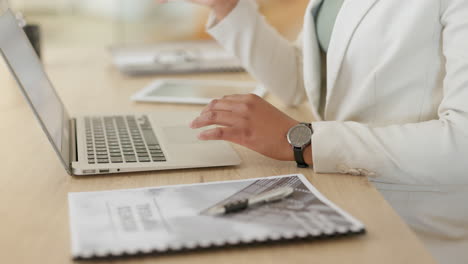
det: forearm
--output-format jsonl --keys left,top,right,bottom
{"left": 208, "top": 0, "right": 306, "bottom": 106}
{"left": 311, "top": 116, "right": 468, "bottom": 184}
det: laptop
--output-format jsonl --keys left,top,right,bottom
{"left": 110, "top": 41, "right": 244, "bottom": 76}
{"left": 0, "top": 9, "right": 241, "bottom": 176}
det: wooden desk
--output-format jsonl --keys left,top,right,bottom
{"left": 0, "top": 44, "right": 436, "bottom": 263}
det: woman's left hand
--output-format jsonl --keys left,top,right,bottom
{"left": 190, "top": 94, "right": 300, "bottom": 161}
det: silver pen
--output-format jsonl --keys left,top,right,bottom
{"left": 206, "top": 187, "right": 295, "bottom": 216}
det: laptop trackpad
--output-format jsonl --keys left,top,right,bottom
{"left": 162, "top": 125, "right": 203, "bottom": 144}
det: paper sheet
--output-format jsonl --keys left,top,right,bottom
{"left": 68, "top": 174, "right": 365, "bottom": 258}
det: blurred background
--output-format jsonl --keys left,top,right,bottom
{"left": 7, "top": 0, "right": 309, "bottom": 49}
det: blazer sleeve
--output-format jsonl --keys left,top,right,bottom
{"left": 206, "top": 0, "right": 306, "bottom": 106}
{"left": 311, "top": 0, "right": 468, "bottom": 185}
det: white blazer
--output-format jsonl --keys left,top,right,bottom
{"left": 207, "top": 0, "right": 468, "bottom": 262}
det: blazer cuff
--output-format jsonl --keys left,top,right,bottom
{"left": 311, "top": 121, "right": 378, "bottom": 177}
{"left": 206, "top": 0, "right": 259, "bottom": 38}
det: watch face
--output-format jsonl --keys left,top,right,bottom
{"left": 288, "top": 125, "right": 312, "bottom": 147}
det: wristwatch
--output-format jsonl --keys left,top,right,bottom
{"left": 287, "top": 123, "right": 313, "bottom": 168}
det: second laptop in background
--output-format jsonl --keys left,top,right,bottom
{"left": 110, "top": 41, "right": 244, "bottom": 76}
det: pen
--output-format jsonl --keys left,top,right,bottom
{"left": 206, "top": 187, "right": 295, "bottom": 216}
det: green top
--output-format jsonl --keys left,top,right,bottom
{"left": 316, "top": 0, "right": 345, "bottom": 52}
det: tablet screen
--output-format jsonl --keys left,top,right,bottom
{"left": 148, "top": 82, "right": 254, "bottom": 99}
{"left": 132, "top": 79, "right": 266, "bottom": 104}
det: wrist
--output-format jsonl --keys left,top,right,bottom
{"left": 212, "top": 0, "right": 239, "bottom": 22}
{"left": 303, "top": 144, "right": 313, "bottom": 166}
{"left": 281, "top": 141, "right": 313, "bottom": 165}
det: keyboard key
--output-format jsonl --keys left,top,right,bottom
{"left": 152, "top": 157, "right": 166, "bottom": 162}
{"left": 125, "top": 156, "right": 137, "bottom": 162}
{"left": 111, "top": 157, "right": 123, "bottom": 163}
{"left": 142, "top": 130, "right": 158, "bottom": 145}
{"left": 150, "top": 149, "right": 163, "bottom": 153}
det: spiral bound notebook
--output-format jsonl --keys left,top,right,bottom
{"left": 68, "top": 174, "right": 365, "bottom": 259}
{"left": 110, "top": 41, "right": 244, "bottom": 76}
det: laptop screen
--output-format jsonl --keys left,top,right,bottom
{"left": 0, "top": 10, "right": 72, "bottom": 173}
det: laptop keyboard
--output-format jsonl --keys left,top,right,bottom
{"left": 84, "top": 115, "right": 166, "bottom": 164}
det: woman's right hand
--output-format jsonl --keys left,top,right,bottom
{"left": 157, "top": 0, "right": 239, "bottom": 22}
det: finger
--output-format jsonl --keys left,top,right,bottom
{"left": 221, "top": 93, "right": 261, "bottom": 102}
{"left": 197, "top": 127, "right": 239, "bottom": 141}
{"left": 202, "top": 94, "right": 260, "bottom": 114}
{"left": 190, "top": 111, "right": 245, "bottom": 128}
{"left": 201, "top": 99, "right": 239, "bottom": 114}
{"left": 220, "top": 94, "right": 251, "bottom": 102}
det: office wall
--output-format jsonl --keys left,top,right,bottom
{"left": 8, "top": 0, "right": 309, "bottom": 44}
{"left": 262, "top": 0, "right": 310, "bottom": 39}
{"left": 9, "top": 0, "right": 72, "bottom": 12}
{"left": 10, "top": 0, "right": 309, "bottom": 35}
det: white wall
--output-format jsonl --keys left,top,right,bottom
{"left": 8, "top": 0, "right": 198, "bottom": 22}
{"left": 9, "top": 0, "right": 72, "bottom": 12}
{"left": 79, "top": 0, "right": 156, "bottom": 20}
{"left": 0, "top": 0, "right": 9, "bottom": 13}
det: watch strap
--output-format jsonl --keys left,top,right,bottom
{"left": 293, "top": 146, "right": 309, "bottom": 168}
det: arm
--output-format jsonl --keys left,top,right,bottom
{"left": 159, "top": 1, "right": 310, "bottom": 163}
{"left": 202, "top": 0, "right": 307, "bottom": 106}
{"left": 311, "top": 0, "right": 468, "bottom": 185}
{"left": 191, "top": 0, "right": 468, "bottom": 183}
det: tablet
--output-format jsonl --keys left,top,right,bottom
{"left": 131, "top": 79, "right": 267, "bottom": 105}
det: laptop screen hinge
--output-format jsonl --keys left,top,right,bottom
{"left": 70, "top": 118, "right": 78, "bottom": 164}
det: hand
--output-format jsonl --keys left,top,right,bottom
{"left": 157, "top": 0, "right": 239, "bottom": 21}
{"left": 190, "top": 94, "right": 306, "bottom": 161}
